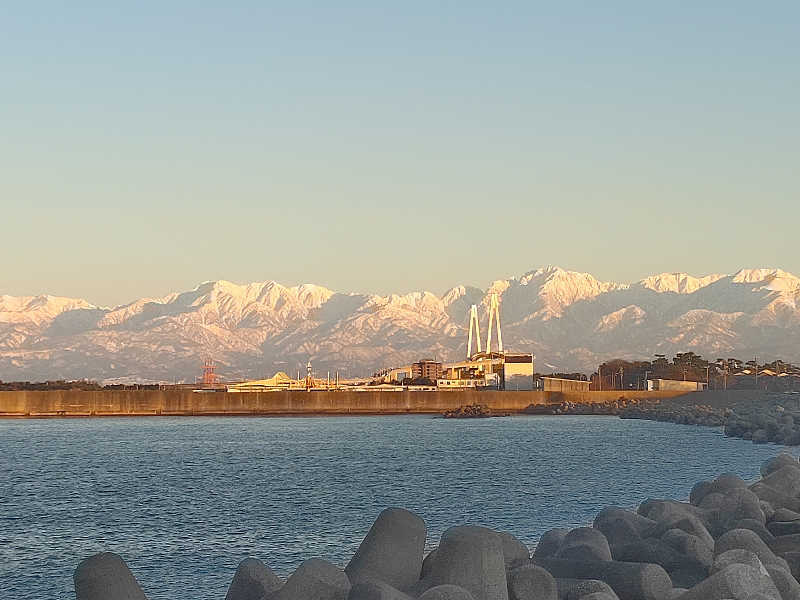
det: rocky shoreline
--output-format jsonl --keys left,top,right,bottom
{"left": 619, "top": 392, "right": 800, "bottom": 446}
{"left": 74, "top": 451, "right": 800, "bottom": 600}
{"left": 442, "top": 404, "right": 511, "bottom": 418}
{"left": 524, "top": 397, "right": 649, "bottom": 416}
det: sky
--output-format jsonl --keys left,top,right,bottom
{"left": 2, "top": 1, "right": 798, "bottom": 307}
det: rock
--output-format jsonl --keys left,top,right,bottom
{"left": 346, "top": 508, "right": 426, "bottom": 591}
{"left": 667, "top": 566, "right": 706, "bottom": 589}
{"left": 711, "top": 549, "right": 767, "bottom": 575}
{"left": 593, "top": 508, "right": 655, "bottom": 548}
{"left": 769, "top": 522, "right": 800, "bottom": 536}
{"left": 418, "top": 585, "right": 476, "bottom": 600}
{"left": 556, "top": 578, "right": 618, "bottom": 600}
{"left": 424, "top": 525, "right": 508, "bottom": 600}
{"left": 271, "top": 558, "right": 350, "bottom": 600}
{"left": 773, "top": 509, "right": 800, "bottom": 523}
{"left": 348, "top": 580, "right": 415, "bottom": 600}
{"left": 715, "top": 529, "right": 783, "bottom": 570}
{"left": 594, "top": 508, "right": 656, "bottom": 537}
{"left": 499, "top": 532, "right": 531, "bottom": 570}
{"left": 556, "top": 528, "right": 612, "bottom": 562}
{"left": 659, "top": 529, "right": 713, "bottom": 570}
{"left": 751, "top": 482, "right": 800, "bottom": 513}
{"left": 689, "top": 481, "right": 714, "bottom": 506}
{"left": 714, "top": 474, "right": 749, "bottom": 493}
{"left": 533, "top": 557, "right": 671, "bottom": 600}
{"left": 225, "top": 558, "right": 282, "bottom": 600}
{"left": 74, "top": 552, "right": 148, "bottom": 600}
{"left": 764, "top": 501, "right": 777, "bottom": 522}
{"left": 422, "top": 549, "right": 439, "bottom": 579}
{"left": 507, "top": 564, "right": 557, "bottom": 600}
{"left": 762, "top": 454, "right": 800, "bottom": 478}
{"left": 611, "top": 540, "right": 684, "bottom": 572}
{"left": 760, "top": 467, "right": 800, "bottom": 499}
{"left": 701, "top": 488, "right": 765, "bottom": 529}
{"left": 638, "top": 500, "right": 700, "bottom": 522}
{"left": 534, "top": 529, "right": 570, "bottom": 560}
{"left": 691, "top": 475, "right": 748, "bottom": 507}
{"left": 443, "top": 405, "right": 508, "bottom": 419}
{"left": 673, "top": 563, "right": 781, "bottom": 600}
{"left": 726, "top": 518, "right": 775, "bottom": 544}
{"left": 781, "top": 552, "right": 800, "bottom": 581}
{"left": 770, "top": 534, "right": 800, "bottom": 555}
{"left": 765, "top": 565, "right": 800, "bottom": 600}
{"left": 647, "top": 514, "right": 714, "bottom": 550}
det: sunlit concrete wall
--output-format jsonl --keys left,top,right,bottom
{"left": 0, "top": 389, "right": 689, "bottom": 417}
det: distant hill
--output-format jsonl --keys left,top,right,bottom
{"left": 1, "top": 267, "right": 798, "bottom": 382}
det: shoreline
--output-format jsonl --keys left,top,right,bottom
{"left": 621, "top": 390, "right": 800, "bottom": 446}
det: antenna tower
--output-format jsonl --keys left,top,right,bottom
{"left": 201, "top": 358, "right": 219, "bottom": 386}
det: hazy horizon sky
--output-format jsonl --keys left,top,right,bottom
{"left": 2, "top": 2, "right": 797, "bottom": 306}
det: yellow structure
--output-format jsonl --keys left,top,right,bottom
{"left": 227, "top": 372, "right": 297, "bottom": 392}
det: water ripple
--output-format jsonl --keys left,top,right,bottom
{"left": 0, "top": 415, "right": 794, "bottom": 600}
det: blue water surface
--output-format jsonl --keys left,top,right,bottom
{"left": 0, "top": 415, "right": 795, "bottom": 600}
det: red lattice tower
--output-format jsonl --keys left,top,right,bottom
{"left": 201, "top": 358, "right": 219, "bottom": 385}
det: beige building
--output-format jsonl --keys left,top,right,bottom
{"left": 647, "top": 379, "right": 706, "bottom": 391}
{"left": 502, "top": 353, "right": 534, "bottom": 390}
{"left": 542, "top": 377, "right": 591, "bottom": 392}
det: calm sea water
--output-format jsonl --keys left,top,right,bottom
{"left": 0, "top": 415, "right": 794, "bottom": 600}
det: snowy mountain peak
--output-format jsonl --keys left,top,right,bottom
{"left": 729, "top": 269, "right": 800, "bottom": 297}
{"left": 639, "top": 272, "right": 725, "bottom": 294}
{"left": 732, "top": 268, "right": 787, "bottom": 284}
{"left": 441, "top": 285, "right": 468, "bottom": 306}
{"left": 1, "top": 266, "right": 799, "bottom": 381}
{"left": 0, "top": 294, "right": 97, "bottom": 327}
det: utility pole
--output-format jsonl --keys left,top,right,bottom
{"left": 755, "top": 356, "right": 758, "bottom": 386}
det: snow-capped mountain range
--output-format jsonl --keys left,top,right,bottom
{"left": 1, "top": 267, "right": 798, "bottom": 383}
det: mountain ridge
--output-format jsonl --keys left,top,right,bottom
{"left": 1, "top": 267, "right": 797, "bottom": 382}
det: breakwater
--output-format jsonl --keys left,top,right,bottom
{"left": 74, "top": 451, "right": 800, "bottom": 600}
{"left": 621, "top": 391, "right": 800, "bottom": 445}
{"left": 0, "top": 389, "right": 685, "bottom": 418}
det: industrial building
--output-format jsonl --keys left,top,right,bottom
{"left": 228, "top": 293, "right": 535, "bottom": 393}
{"left": 375, "top": 294, "right": 535, "bottom": 391}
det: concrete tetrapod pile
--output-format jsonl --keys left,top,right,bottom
{"left": 75, "top": 455, "right": 800, "bottom": 600}
{"left": 618, "top": 391, "right": 800, "bottom": 446}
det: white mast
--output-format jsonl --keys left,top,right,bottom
{"left": 486, "top": 293, "right": 503, "bottom": 354}
{"left": 467, "top": 304, "right": 482, "bottom": 358}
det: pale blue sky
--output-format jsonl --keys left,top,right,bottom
{"left": 2, "top": 2, "right": 797, "bottom": 307}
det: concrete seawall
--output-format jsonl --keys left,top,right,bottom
{"left": 0, "top": 389, "right": 688, "bottom": 417}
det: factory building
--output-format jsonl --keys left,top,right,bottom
{"left": 375, "top": 294, "right": 535, "bottom": 391}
